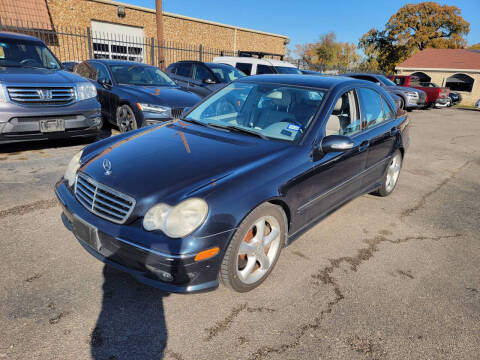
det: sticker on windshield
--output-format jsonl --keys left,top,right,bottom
{"left": 287, "top": 124, "right": 301, "bottom": 132}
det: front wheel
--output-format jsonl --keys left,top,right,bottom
{"left": 116, "top": 104, "right": 138, "bottom": 133}
{"left": 220, "top": 203, "right": 286, "bottom": 292}
{"left": 375, "top": 150, "right": 403, "bottom": 197}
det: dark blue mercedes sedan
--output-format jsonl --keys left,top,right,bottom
{"left": 55, "top": 75, "right": 409, "bottom": 293}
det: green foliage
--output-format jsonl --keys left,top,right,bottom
{"left": 294, "top": 32, "right": 360, "bottom": 71}
{"left": 359, "top": 2, "right": 470, "bottom": 72}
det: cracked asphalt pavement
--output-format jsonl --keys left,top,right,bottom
{"left": 1, "top": 108, "right": 479, "bottom": 359}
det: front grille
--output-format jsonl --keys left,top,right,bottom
{"left": 74, "top": 173, "right": 136, "bottom": 224}
{"left": 7, "top": 87, "right": 75, "bottom": 104}
{"left": 171, "top": 108, "right": 184, "bottom": 118}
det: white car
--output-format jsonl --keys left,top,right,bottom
{"left": 213, "top": 51, "right": 302, "bottom": 76}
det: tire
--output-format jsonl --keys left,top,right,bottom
{"left": 398, "top": 97, "right": 405, "bottom": 110}
{"left": 220, "top": 203, "right": 287, "bottom": 292}
{"left": 375, "top": 150, "right": 403, "bottom": 197}
{"left": 116, "top": 104, "right": 138, "bottom": 133}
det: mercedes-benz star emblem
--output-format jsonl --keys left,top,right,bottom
{"left": 102, "top": 159, "right": 112, "bottom": 176}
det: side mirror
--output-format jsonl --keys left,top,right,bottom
{"left": 320, "top": 135, "right": 354, "bottom": 153}
{"left": 203, "top": 78, "right": 216, "bottom": 85}
{"left": 98, "top": 78, "right": 112, "bottom": 89}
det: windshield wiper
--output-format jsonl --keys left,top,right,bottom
{"left": 179, "top": 117, "right": 208, "bottom": 127}
{"left": 206, "top": 123, "right": 268, "bottom": 139}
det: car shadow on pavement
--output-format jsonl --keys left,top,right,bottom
{"left": 90, "top": 265, "right": 169, "bottom": 360}
{"left": 0, "top": 128, "right": 112, "bottom": 154}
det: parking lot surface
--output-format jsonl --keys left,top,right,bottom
{"left": 1, "top": 108, "right": 479, "bottom": 360}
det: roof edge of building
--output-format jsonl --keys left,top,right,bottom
{"left": 396, "top": 66, "right": 480, "bottom": 73}
{"left": 88, "top": 0, "right": 289, "bottom": 39}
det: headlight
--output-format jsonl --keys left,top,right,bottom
{"left": 77, "top": 82, "right": 97, "bottom": 100}
{"left": 143, "top": 198, "right": 208, "bottom": 238}
{"left": 137, "top": 103, "right": 171, "bottom": 117}
{"left": 0, "top": 83, "right": 6, "bottom": 103}
{"left": 406, "top": 92, "right": 419, "bottom": 98}
{"left": 64, "top": 150, "right": 83, "bottom": 187}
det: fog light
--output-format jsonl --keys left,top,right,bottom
{"left": 145, "top": 265, "right": 173, "bottom": 282}
{"left": 91, "top": 116, "right": 102, "bottom": 127}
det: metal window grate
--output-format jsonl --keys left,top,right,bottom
{"left": 7, "top": 87, "right": 75, "bottom": 104}
{"left": 74, "top": 172, "right": 136, "bottom": 224}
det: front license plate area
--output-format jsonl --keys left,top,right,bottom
{"left": 39, "top": 119, "right": 65, "bottom": 133}
{"left": 72, "top": 215, "right": 100, "bottom": 251}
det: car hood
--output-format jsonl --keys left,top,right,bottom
{"left": 79, "top": 122, "right": 290, "bottom": 208}
{"left": 385, "top": 85, "right": 423, "bottom": 94}
{"left": 117, "top": 85, "right": 201, "bottom": 108}
{"left": 0, "top": 67, "right": 85, "bottom": 85}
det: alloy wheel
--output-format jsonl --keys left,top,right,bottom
{"left": 385, "top": 153, "right": 402, "bottom": 193}
{"left": 117, "top": 105, "right": 137, "bottom": 133}
{"left": 235, "top": 216, "right": 281, "bottom": 285}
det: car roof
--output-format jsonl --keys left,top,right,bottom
{"left": 0, "top": 31, "right": 43, "bottom": 42}
{"left": 89, "top": 59, "right": 152, "bottom": 66}
{"left": 345, "top": 73, "right": 385, "bottom": 78}
{"left": 236, "top": 74, "right": 360, "bottom": 89}
{"left": 213, "top": 56, "right": 296, "bottom": 68}
{"left": 205, "top": 62, "right": 235, "bottom": 68}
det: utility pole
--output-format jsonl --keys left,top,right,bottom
{"left": 155, "top": 0, "right": 164, "bottom": 68}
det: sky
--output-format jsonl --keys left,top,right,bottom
{"left": 123, "top": 0, "right": 479, "bottom": 52}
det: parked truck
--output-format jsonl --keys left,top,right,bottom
{"left": 389, "top": 75, "right": 450, "bottom": 108}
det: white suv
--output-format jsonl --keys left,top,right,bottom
{"left": 213, "top": 52, "right": 301, "bottom": 76}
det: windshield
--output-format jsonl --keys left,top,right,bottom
{"left": 275, "top": 66, "right": 302, "bottom": 75}
{"left": 109, "top": 65, "right": 176, "bottom": 86}
{"left": 185, "top": 82, "right": 326, "bottom": 142}
{"left": 0, "top": 38, "right": 61, "bottom": 69}
{"left": 206, "top": 63, "right": 245, "bottom": 83}
{"left": 378, "top": 75, "right": 397, "bottom": 87}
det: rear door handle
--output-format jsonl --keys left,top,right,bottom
{"left": 359, "top": 140, "right": 370, "bottom": 152}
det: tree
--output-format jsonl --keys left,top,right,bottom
{"left": 359, "top": 2, "right": 470, "bottom": 72}
{"left": 294, "top": 32, "right": 361, "bottom": 71}
{"left": 468, "top": 43, "right": 480, "bottom": 50}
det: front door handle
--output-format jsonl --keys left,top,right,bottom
{"left": 389, "top": 127, "right": 399, "bottom": 136}
{"left": 359, "top": 140, "right": 370, "bottom": 152}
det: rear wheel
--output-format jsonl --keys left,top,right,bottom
{"left": 220, "top": 203, "right": 286, "bottom": 292}
{"left": 375, "top": 150, "right": 403, "bottom": 197}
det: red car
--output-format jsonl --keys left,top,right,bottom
{"left": 389, "top": 75, "right": 449, "bottom": 107}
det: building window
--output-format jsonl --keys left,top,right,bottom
{"left": 410, "top": 72, "right": 431, "bottom": 83}
{"left": 445, "top": 73, "right": 474, "bottom": 92}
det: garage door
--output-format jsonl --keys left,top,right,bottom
{"left": 91, "top": 21, "right": 145, "bottom": 62}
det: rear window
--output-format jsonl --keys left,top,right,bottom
{"left": 274, "top": 66, "right": 302, "bottom": 75}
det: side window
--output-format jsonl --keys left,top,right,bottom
{"left": 236, "top": 62, "right": 252, "bottom": 75}
{"left": 167, "top": 65, "right": 177, "bottom": 74}
{"left": 176, "top": 62, "right": 192, "bottom": 78}
{"left": 324, "top": 90, "right": 361, "bottom": 136}
{"left": 75, "top": 61, "right": 97, "bottom": 80}
{"left": 193, "top": 64, "right": 212, "bottom": 82}
{"left": 91, "top": 62, "right": 110, "bottom": 81}
{"left": 358, "top": 88, "right": 386, "bottom": 128}
{"left": 381, "top": 96, "right": 394, "bottom": 121}
{"left": 393, "top": 77, "right": 404, "bottom": 86}
{"left": 257, "top": 64, "right": 275, "bottom": 74}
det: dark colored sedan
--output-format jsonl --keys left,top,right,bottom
{"left": 55, "top": 75, "right": 409, "bottom": 293}
{"left": 75, "top": 60, "right": 201, "bottom": 132}
{"left": 166, "top": 61, "right": 245, "bottom": 97}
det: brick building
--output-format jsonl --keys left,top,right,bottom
{"left": 0, "top": 0, "right": 289, "bottom": 65}
{"left": 395, "top": 48, "right": 480, "bottom": 106}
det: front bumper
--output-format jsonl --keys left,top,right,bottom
{"left": 0, "top": 98, "right": 102, "bottom": 144}
{"left": 55, "top": 181, "right": 232, "bottom": 293}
